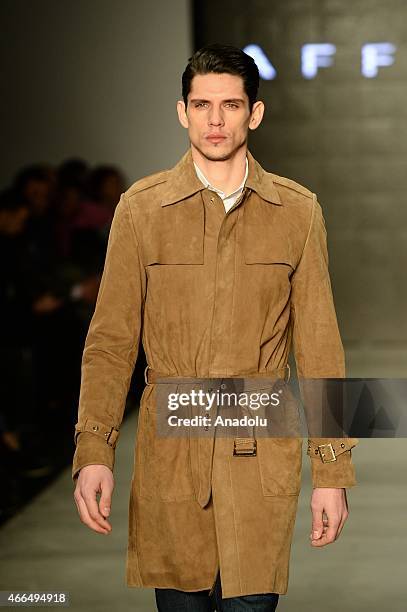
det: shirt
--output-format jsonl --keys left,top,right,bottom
{"left": 193, "top": 157, "right": 249, "bottom": 213}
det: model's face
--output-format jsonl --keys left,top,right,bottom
{"left": 177, "top": 73, "right": 264, "bottom": 161}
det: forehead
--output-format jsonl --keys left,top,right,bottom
{"left": 189, "top": 72, "right": 247, "bottom": 99}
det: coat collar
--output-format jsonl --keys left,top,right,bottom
{"left": 161, "top": 148, "right": 282, "bottom": 207}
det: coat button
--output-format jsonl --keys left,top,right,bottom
{"left": 92, "top": 425, "right": 99, "bottom": 431}
{"left": 220, "top": 383, "right": 226, "bottom": 389}
{"left": 340, "top": 443, "right": 345, "bottom": 448}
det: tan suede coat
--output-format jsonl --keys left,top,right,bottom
{"left": 72, "top": 148, "right": 358, "bottom": 598}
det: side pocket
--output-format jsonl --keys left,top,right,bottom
{"left": 137, "top": 383, "right": 196, "bottom": 502}
{"left": 257, "top": 437, "right": 303, "bottom": 496}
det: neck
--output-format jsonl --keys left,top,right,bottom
{"left": 191, "top": 143, "right": 247, "bottom": 194}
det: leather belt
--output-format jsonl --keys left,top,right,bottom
{"left": 144, "top": 364, "right": 291, "bottom": 386}
{"left": 143, "top": 364, "right": 291, "bottom": 458}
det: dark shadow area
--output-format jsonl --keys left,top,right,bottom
{"left": 0, "top": 158, "right": 147, "bottom": 525}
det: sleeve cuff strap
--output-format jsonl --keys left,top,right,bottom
{"left": 72, "top": 430, "right": 116, "bottom": 483}
{"left": 74, "top": 417, "right": 120, "bottom": 448}
{"left": 307, "top": 438, "right": 358, "bottom": 463}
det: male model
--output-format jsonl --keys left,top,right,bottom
{"left": 73, "top": 44, "right": 358, "bottom": 611}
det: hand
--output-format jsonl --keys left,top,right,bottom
{"left": 309, "top": 487, "right": 349, "bottom": 547}
{"left": 74, "top": 465, "right": 114, "bottom": 535}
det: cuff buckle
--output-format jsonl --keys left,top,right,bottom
{"left": 104, "top": 426, "right": 119, "bottom": 447}
{"left": 318, "top": 442, "right": 337, "bottom": 463}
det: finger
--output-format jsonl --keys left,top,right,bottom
{"left": 99, "top": 482, "right": 113, "bottom": 518}
{"left": 336, "top": 510, "right": 349, "bottom": 538}
{"left": 310, "top": 507, "right": 324, "bottom": 540}
{"left": 75, "top": 494, "right": 110, "bottom": 534}
{"left": 312, "top": 516, "right": 340, "bottom": 546}
{"left": 82, "top": 489, "right": 112, "bottom": 532}
{"left": 311, "top": 533, "right": 331, "bottom": 547}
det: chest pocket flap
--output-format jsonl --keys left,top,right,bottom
{"left": 142, "top": 194, "right": 204, "bottom": 265}
{"left": 241, "top": 199, "right": 296, "bottom": 269}
{"left": 243, "top": 230, "right": 295, "bottom": 269}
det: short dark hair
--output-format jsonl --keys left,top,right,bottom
{"left": 182, "top": 44, "right": 259, "bottom": 111}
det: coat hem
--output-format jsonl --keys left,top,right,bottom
{"left": 126, "top": 580, "right": 287, "bottom": 597}
{"left": 126, "top": 576, "right": 288, "bottom": 597}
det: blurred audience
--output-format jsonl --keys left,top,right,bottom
{"left": 0, "top": 158, "right": 145, "bottom": 524}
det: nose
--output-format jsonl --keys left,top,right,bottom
{"left": 208, "top": 106, "right": 224, "bottom": 127}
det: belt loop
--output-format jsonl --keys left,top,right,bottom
{"left": 144, "top": 364, "right": 151, "bottom": 385}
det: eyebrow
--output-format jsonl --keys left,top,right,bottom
{"left": 190, "top": 98, "right": 245, "bottom": 104}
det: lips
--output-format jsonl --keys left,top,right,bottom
{"left": 206, "top": 135, "right": 226, "bottom": 143}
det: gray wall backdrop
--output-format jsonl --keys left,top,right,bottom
{"left": 2, "top": 0, "right": 406, "bottom": 372}
{"left": 0, "top": 0, "right": 191, "bottom": 187}
{"left": 194, "top": 0, "right": 407, "bottom": 373}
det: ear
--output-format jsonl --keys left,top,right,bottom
{"left": 176, "top": 100, "right": 189, "bottom": 129}
{"left": 248, "top": 100, "right": 265, "bottom": 131}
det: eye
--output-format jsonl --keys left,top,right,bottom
{"left": 195, "top": 102, "right": 208, "bottom": 108}
{"left": 225, "top": 103, "right": 239, "bottom": 109}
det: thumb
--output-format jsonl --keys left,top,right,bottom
{"left": 99, "top": 489, "right": 112, "bottom": 518}
{"left": 311, "top": 510, "right": 324, "bottom": 540}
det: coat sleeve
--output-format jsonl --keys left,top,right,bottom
{"left": 290, "top": 193, "right": 358, "bottom": 488}
{"left": 71, "top": 192, "right": 146, "bottom": 483}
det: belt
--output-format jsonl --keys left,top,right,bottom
{"left": 144, "top": 364, "right": 291, "bottom": 386}
{"left": 143, "top": 364, "right": 290, "bottom": 457}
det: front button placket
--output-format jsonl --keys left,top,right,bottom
{"left": 205, "top": 188, "right": 226, "bottom": 219}
{"left": 206, "top": 190, "right": 248, "bottom": 377}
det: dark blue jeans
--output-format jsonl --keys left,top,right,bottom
{"left": 155, "top": 571, "right": 279, "bottom": 611}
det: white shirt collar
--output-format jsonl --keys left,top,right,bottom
{"left": 193, "top": 157, "right": 248, "bottom": 200}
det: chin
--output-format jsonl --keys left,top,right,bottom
{"left": 199, "top": 143, "right": 234, "bottom": 162}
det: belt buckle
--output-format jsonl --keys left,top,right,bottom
{"left": 233, "top": 438, "right": 257, "bottom": 456}
{"left": 318, "top": 442, "right": 337, "bottom": 463}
